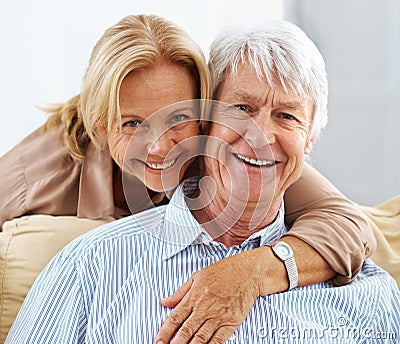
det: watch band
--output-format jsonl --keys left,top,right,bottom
{"left": 270, "top": 241, "right": 299, "bottom": 290}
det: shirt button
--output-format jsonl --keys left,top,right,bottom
{"left": 228, "top": 333, "right": 236, "bottom": 341}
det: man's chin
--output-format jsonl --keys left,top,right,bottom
{"left": 222, "top": 190, "right": 276, "bottom": 211}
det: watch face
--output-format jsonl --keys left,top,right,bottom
{"left": 275, "top": 243, "right": 291, "bottom": 259}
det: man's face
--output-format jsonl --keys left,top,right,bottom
{"left": 204, "top": 63, "right": 315, "bottom": 209}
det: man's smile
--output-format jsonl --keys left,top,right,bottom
{"left": 234, "top": 153, "right": 277, "bottom": 167}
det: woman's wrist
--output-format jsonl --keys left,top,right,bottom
{"left": 269, "top": 241, "right": 299, "bottom": 290}
{"left": 254, "top": 246, "right": 290, "bottom": 296}
{"left": 254, "top": 236, "right": 336, "bottom": 296}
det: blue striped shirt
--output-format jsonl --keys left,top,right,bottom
{"left": 6, "top": 179, "right": 400, "bottom": 343}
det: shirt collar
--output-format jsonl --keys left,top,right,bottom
{"left": 161, "top": 178, "right": 288, "bottom": 260}
{"left": 161, "top": 178, "right": 205, "bottom": 260}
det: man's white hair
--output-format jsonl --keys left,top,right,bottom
{"left": 209, "top": 20, "right": 328, "bottom": 139}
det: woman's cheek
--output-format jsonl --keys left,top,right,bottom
{"left": 109, "top": 133, "right": 132, "bottom": 168}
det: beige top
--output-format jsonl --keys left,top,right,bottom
{"left": 0, "top": 125, "right": 376, "bottom": 284}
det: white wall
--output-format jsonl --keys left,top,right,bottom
{"left": 3, "top": 0, "right": 398, "bottom": 206}
{"left": 285, "top": 0, "right": 400, "bottom": 206}
{"left": 0, "top": 0, "right": 283, "bottom": 157}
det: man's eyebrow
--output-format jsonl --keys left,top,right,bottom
{"left": 275, "top": 100, "right": 307, "bottom": 111}
{"left": 223, "top": 89, "right": 307, "bottom": 111}
{"left": 227, "top": 90, "right": 260, "bottom": 103}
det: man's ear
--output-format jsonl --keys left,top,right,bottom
{"left": 304, "top": 135, "right": 317, "bottom": 155}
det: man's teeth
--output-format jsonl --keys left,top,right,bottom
{"left": 146, "top": 159, "right": 176, "bottom": 170}
{"left": 235, "top": 153, "right": 276, "bottom": 167}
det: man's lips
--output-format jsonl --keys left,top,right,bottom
{"left": 234, "top": 153, "right": 277, "bottom": 167}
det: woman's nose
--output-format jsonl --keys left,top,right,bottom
{"left": 147, "top": 130, "right": 175, "bottom": 157}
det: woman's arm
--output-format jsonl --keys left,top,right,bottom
{"left": 284, "top": 162, "right": 376, "bottom": 285}
{"left": 0, "top": 139, "right": 28, "bottom": 231}
{"left": 154, "top": 163, "right": 375, "bottom": 343}
{"left": 154, "top": 241, "right": 334, "bottom": 344}
{"left": 0, "top": 126, "right": 75, "bottom": 231}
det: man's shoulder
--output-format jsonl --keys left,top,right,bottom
{"left": 56, "top": 206, "right": 169, "bottom": 265}
{"left": 319, "top": 259, "right": 399, "bottom": 314}
{"left": 356, "top": 259, "right": 400, "bottom": 294}
{"left": 320, "top": 259, "right": 398, "bottom": 297}
{"left": 262, "top": 259, "right": 399, "bottom": 337}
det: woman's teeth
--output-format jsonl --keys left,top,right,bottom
{"left": 235, "top": 153, "right": 276, "bottom": 167}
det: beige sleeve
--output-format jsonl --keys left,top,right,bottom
{"left": 0, "top": 145, "right": 28, "bottom": 231}
{"left": 0, "top": 126, "right": 81, "bottom": 231}
{"left": 283, "top": 162, "right": 376, "bottom": 286}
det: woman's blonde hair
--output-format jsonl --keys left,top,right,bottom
{"left": 44, "top": 14, "right": 211, "bottom": 160}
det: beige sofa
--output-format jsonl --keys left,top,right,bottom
{"left": 358, "top": 195, "right": 400, "bottom": 289}
{"left": 0, "top": 196, "right": 399, "bottom": 343}
{"left": 0, "top": 215, "right": 114, "bottom": 343}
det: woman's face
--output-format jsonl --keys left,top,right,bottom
{"left": 108, "top": 61, "right": 200, "bottom": 193}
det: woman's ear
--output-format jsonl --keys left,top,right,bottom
{"left": 96, "top": 120, "right": 109, "bottom": 137}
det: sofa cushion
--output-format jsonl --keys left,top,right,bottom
{"left": 360, "top": 195, "right": 400, "bottom": 289}
{"left": 0, "top": 215, "right": 114, "bottom": 343}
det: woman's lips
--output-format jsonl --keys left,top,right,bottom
{"left": 144, "top": 158, "right": 177, "bottom": 170}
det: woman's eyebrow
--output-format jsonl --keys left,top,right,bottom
{"left": 120, "top": 113, "right": 143, "bottom": 119}
{"left": 168, "top": 105, "right": 197, "bottom": 113}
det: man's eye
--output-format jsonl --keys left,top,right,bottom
{"left": 234, "top": 105, "right": 248, "bottom": 112}
{"left": 123, "top": 120, "right": 140, "bottom": 127}
{"left": 281, "top": 113, "right": 296, "bottom": 121}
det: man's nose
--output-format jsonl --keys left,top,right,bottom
{"left": 243, "top": 115, "right": 276, "bottom": 149}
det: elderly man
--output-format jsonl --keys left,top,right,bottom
{"left": 7, "top": 21, "right": 399, "bottom": 343}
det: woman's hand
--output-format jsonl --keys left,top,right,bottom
{"left": 153, "top": 248, "right": 275, "bottom": 344}
{"left": 154, "top": 238, "right": 334, "bottom": 343}
{"left": 154, "top": 253, "right": 258, "bottom": 343}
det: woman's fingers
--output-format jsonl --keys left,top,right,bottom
{"left": 155, "top": 251, "right": 262, "bottom": 343}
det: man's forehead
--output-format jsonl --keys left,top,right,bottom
{"left": 223, "top": 61, "right": 308, "bottom": 98}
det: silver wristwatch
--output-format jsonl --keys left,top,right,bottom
{"left": 270, "top": 241, "right": 299, "bottom": 290}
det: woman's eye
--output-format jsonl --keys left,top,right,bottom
{"left": 123, "top": 120, "right": 140, "bottom": 127}
{"left": 172, "top": 114, "right": 189, "bottom": 122}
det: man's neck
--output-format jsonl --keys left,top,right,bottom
{"left": 189, "top": 190, "right": 283, "bottom": 247}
